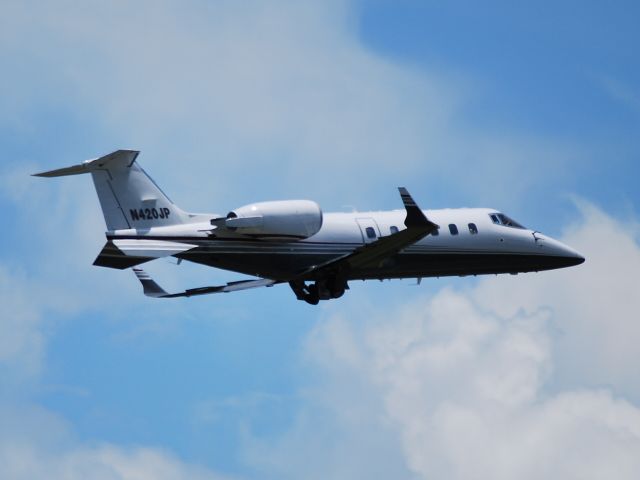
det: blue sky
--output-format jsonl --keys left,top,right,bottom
{"left": 1, "top": 1, "right": 639, "bottom": 478}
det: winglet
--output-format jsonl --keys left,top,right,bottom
{"left": 398, "top": 187, "right": 438, "bottom": 232}
{"left": 133, "top": 268, "right": 170, "bottom": 298}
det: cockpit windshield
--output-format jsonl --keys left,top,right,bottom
{"left": 489, "top": 213, "right": 526, "bottom": 229}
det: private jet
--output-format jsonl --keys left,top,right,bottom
{"left": 34, "top": 150, "right": 585, "bottom": 305}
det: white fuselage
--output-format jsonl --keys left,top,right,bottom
{"left": 108, "top": 207, "right": 583, "bottom": 281}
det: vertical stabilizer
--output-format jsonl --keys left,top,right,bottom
{"left": 34, "top": 150, "right": 190, "bottom": 231}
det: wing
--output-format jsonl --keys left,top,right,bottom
{"left": 298, "top": 187, "right": 438, "bottom": 278}
{"left": 132, "top": 268, "right": 279, "bottom": 298}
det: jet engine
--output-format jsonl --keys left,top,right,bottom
{"left": 223, "top": 200, "right": 322, "bottom": 240}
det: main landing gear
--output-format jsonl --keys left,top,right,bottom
{"left": 289, "top": 278, "right": 348, "bottom": 305}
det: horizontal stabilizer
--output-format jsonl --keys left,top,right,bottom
{"left": 94, "top": 241, "right": 153, "bottom": 270}
{"left": 132, "top": 268, "right": 278, "bottom": 298}
{"left": 94, "top": 239, "right": 196, "bottom": 269}
{"left": 112, "top": 239, "right": 197, "bottom": 258}
{"left": 32, "top": 150, "right": 139, "bottom": 177}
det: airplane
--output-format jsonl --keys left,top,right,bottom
{"left": 34, "top": 150, "right": 585, "bottom": 305}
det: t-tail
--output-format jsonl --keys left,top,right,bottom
{"left": 33, "top": 149, "right": 190, "bottom": 231}
{"left": 33, "top": 150, "right": 200, "bottom": 269}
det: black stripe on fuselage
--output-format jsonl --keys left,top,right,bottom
{"left": 182, "top": 250, "right": 582, "bottom": 280}
{"left": 108, "top": 235, "right": 581, "bottom": 280}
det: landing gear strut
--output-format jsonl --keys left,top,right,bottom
{"left": 289, "top": 278, "right": 348, "bottom": 305}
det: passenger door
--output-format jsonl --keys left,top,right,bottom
{"left": 356, "top": 218, "right": 380, "bottom": 244}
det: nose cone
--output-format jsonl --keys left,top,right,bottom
{"left": 561, "top": 250, "right": 585, "bottom": 267}
{"left": 538, "top": 234, "right": 585, "bottom": 268}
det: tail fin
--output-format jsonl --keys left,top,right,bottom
{"left": 33, "top": 150, "right": 190, "bottom": 231}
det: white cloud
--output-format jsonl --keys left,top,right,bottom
{"left": 0, "top": 0, "right": 583, "bottom": 210}
{"left": 0, "top": 266, "right": 45, "bottom": 382}
{"left": 0, "top": 405, "right": 232, "bottom": 480}
{"left": 246, "top": 203, "right": 640, "bottom": 479}
{"left": 3, "top": 444, "right": 230, "bottom": 480}
{"left": 473, "top": 200, "right": 640, "bottom": 399}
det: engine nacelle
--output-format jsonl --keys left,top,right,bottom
{"left": 225, "top": 200, "right": 322, "bottom": 240}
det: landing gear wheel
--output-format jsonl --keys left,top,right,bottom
{"left": 305, "top": 283, "right": 320, "bottom": 305}
{"left": 327, "top": 277, "right": 346, "bottom": 299}
{"left": 330, "top": 286, "right": 345, "bottom": 299}
{"left": 328, "top": 282, "right": 345, "bottom": 299}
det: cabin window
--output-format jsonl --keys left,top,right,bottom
{"left": 365, "top": 226, "right": 377, "bottom": 239}
{"left": 390, "top": 226, "right": 399, "bottom": 234}
{"left": 449, "top": 224, "right": 459, "bottom": 235}
{"left": 468, "top": 223, "right": 478, "bottom": 234}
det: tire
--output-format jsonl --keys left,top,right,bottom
{"left": 305, "top": 283, "right": 320, "bottom": 305}
{"left": 327, "top": 278, "right": 346, "bottom": 299}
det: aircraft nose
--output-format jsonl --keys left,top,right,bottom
{"left": 562, "top": 250, "right": 585, "bottom": 267}
{"left": 538, "top": 234, "right": 585, "bottom": 267}
{"left": 557, "top": 242, "right": 585, "bottom": 266}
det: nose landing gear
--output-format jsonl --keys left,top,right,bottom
{"left": 289, "top": 278, "right": 348, "bottom": 305}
